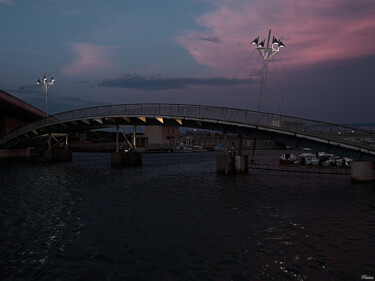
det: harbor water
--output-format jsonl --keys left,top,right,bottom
{"left": 0, "top": 150, "right": 374, "bottom": 280}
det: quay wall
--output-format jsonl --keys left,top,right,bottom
{"left": 0, "top": 148, "right": 31, "bottom": 158}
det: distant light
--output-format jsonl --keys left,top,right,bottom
{"left": 36, "top": 73, "right": 55, "bottom": 116}
{"left": 257, "top": 40, "right": 265, "bottom": 48}
{"left": 250, "top": 29, "right": 285, "bottom": 114}
{"left": 251, "top": 36, "right": 259, "bottom": 45}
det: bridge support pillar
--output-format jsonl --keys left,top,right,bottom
{"left": 217, "top": 155, "right": 248, "bottom": 175}
{"left": 111, "top": 151, "right": 142, "bottom": 167}
{"left": 351, "top": 161, "right": 375, "bottom": 182}
{"left": 217, "top": 155, "right": 235, "bottom": 175}
{"left": 133, "top": 125, "right": 137, "bottom": 150}
{"left": 44, "top": 149, "right": 72, "bottom": 162}
{"left": 224, "top": 131, "right": 227, "bottom": 155}
{"left": 48, "top": 133, "right": 52, "bottom": 150}
{"left": 235, "top": 155, "right": 248, "bottom": 173}
{"left": 116, "top": 124, "right": 120, "bottom": 152}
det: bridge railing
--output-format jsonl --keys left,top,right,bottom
{"left": 1, "top": 104, "right": 374, "bottom": 152}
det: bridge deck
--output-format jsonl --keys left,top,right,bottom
{"left": 0, "top": 104, "right": 374, "bottom": 160}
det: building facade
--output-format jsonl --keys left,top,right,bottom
{"left": 144, "top": 126, "right": 182, "bottom": 149}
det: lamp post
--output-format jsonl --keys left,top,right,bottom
{"left": 250, "top": 29, "right": 285, "bottom": 113}
{"left": 36, "top": 74, "right": 55, "bottom": 116}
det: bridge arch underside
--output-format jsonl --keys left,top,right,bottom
{"left": 2, "top": 114, "right": 375, "bottom": 161}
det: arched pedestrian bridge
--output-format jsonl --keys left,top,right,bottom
{"left": 1, "top": 103, "right": 374, "bottom": 160}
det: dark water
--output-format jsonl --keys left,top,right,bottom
{"left": 0, "top": 150, "right": 374, "bottom": 281}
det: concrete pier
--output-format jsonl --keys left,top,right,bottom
{"left": 44, "top": 149, "right": 72, "bottom": 162}
{"left": 111, "top": 151, "right": 142, "bottom": 167}
{"left": 217, "top": 132, "right": 248, "bottom": 175}
{"left": 217, "top": 155, "right": 235, "bottom": 175}
{"left": 351, "top": 161, "right": 375, "bottom": 182}
{"left": 235, "top": 155, "right": 248, "bottom": 173}
{"left": 217, "top": 155, "right": 248, "bottom": 174}
{"left": 0, "top": 148, "right": 32, "bottom": 159}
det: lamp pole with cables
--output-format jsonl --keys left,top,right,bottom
{"left": 36, "top": 74, "right": 55, "bottom": 116}
{"left": 250, "top": 29, "right": 285, "bottom": 113}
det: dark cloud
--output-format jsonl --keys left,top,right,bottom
{"left": 74, "top": 80, "right": 91, "bottom": 84}
{"left": 72, "top": 80, "right": 98, "bottom": 88}
{"left": 98, "top": 74, "right": 246, "bottom": 91}
{"left": 199, "top": 36, "right": 221, "bottom": 43}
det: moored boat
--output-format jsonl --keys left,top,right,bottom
{"left": 279, "top": 153, "right": 296, "bottom": 164}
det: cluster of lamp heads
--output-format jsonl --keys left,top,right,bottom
{"left": 36, "top": 75, "right": 55, "bottom": 85}
{"left": 251, "top": 36, "right": 285, "bottom": 48}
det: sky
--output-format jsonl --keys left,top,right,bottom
{"left": 1, "top": 0, "right": 374, "bottom": 124}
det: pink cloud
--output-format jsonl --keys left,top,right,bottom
{"left": 177, "top": 0, "right": 375, "bottom": 71}
{"left": 0, "top": 0, "right": 13, "bottom": 4}
{"left": 61, "top": 42, "right": 117, "bottom": 76}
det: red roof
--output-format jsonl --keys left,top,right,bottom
{"left": 0, "top": 89, "right": 47, "bottom": 119}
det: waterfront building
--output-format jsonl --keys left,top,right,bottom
{"left": 145, "top": 126, "right": 183, "bottom": 149}
{"left": 0, "top": 89, "right": 46, "bottom": 136}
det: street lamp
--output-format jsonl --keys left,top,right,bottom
{"left": 36, "top": 74, "right": 55, "bottom": 116}
{"left": 250, "top": 29, "right": 285, "bottom": 113}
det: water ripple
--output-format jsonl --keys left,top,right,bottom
{"left": 0, "top": 151, "right": 374, "bottom": 280}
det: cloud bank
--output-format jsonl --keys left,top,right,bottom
{"left": 177, "top": 0, "right": 375, "bottom": 71}
{"left": 61, "top": 42, "right": 117, "bottom": 76}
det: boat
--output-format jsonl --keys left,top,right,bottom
{"left": 299, "top": 148, "right": 315, "bottom": 157}
{"left": 192, "top": 145, "right": 208, "bottom": 152}
{"left": 322, "top": 156, "right": 336, "bottom": 166}
{"left": 294, "top": 148, "right": 316, "bottom": 165}
{"left": 279, "top": 153, "right": 296, "bottom": 164}
{"left": 174, "top": 143, "right": 193, "bottom": 153}
{"left": 311, "top": 157, "right": 320, "bottom": 166}
{"left": 280, "top": 148, "right": 353, "bottom": 167}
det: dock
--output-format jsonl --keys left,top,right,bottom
{"left": 249, "top": 162, "right": 350, "bottom": 175}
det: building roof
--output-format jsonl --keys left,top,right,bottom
{"left": 0, "top": 89, "right": 46, "bottom": 119}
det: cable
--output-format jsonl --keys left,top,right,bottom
{"left": 213, "top": 48, "right": 257, "bottom": 107}
{"left": 274, "top": 58, "right": 286, "bottom": 114}
{"left": 271, "top": 59, "right": 282, "bottom": 115}
{"left": 279, "top": 54, "right": 305, "bottom": 118}
{"left": 235, "top": 54, "right": 262, "bottom": 109}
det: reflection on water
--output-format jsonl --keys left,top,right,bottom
{"left": 0, "top": 151, "right": 374, "bottom": 280}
